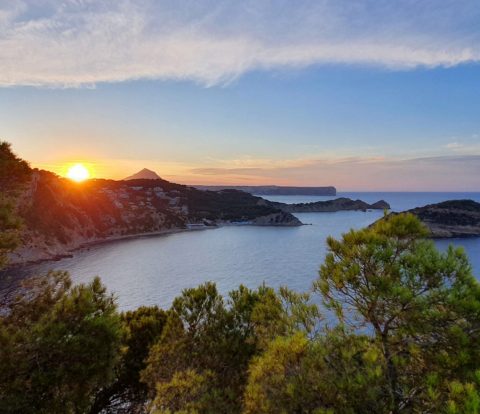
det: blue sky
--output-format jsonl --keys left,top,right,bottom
{"left": 1, "top": 0, "right": 480, "bottom": 190}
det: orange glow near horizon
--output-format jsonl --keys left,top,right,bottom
{"left": 66, "top": 163, "right": 91, "bottom": 182}
{"left": 34, "top": 159, "right": 301, "bottom": 186}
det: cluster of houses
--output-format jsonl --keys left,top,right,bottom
{"left": 97, "top": 184, "right": 189, "bottom": 224}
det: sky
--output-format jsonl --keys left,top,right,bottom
{"left": 1, "top": 0, "right": 480, "bottom": 191}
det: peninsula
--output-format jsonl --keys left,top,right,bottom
{"left": 195, "top": 185, "right": 336, "bottom": 196}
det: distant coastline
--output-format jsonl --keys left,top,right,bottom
{"left": 194, "top": 185, "right": 336, "bottom": 196}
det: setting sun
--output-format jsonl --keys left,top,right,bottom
{"left": 66, "top": 164, "right": 90, "bottom": 182}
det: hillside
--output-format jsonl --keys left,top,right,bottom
{"left": 10, "top": 174, "right": 301, "bottom": 264}
{"left": 2, "top": 147, "right": 301, "bottom": 265}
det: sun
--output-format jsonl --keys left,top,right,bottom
{"left": 66, "top": 164, "right": 90, "bottom": 182}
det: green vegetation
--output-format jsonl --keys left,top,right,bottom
{"left": 185, "top": 189, "right": 281, "bottom": 221}
{"left": 0, "top": 272, "right": 122, "bottom": 414}
{"left": 1, "top": 149, "right": 479, "bottom": 413}
{"left": 317, "top": 213, "right": 480, "bottom": 413}
{"left": 0, "top": 142, "right": 31, "bottom": 267}
{"left": 0, "top": 141, "right": 31, "bottom": 194}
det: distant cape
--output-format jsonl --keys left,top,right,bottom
{"left": 195, "top": 185, "right": 336, "bottom": 196}
{"left": 124, "top": 168, "right": 162, "bottom": 180}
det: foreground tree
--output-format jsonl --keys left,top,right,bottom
{"left": 0, "top": 197, "right": 21, "bottom": 268}
{"left": 90, "top": 306, "right": 167, "bottom": 413}
{"left": 0, "top": 141, "right": 31, "bottom": 267}
{"left": 0, "top": 272, "right": 123, "bottom": 414}
{"left": 243, "top": 329, "right": 384, "bottom": 414}
{"left": 316, "top": 213, "right": 480, "bottom": 413}
{"left": 142, "top": 283, "right": 261, "bottom": 413}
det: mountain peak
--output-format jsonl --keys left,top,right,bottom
{"left": 124, "top": 168, "right": 162, "bottom": 181}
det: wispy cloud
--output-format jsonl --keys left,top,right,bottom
{"left": 445, "top": 142, "right": 463, "bottom": 150}
{"left": 444, "top": 133, "right": 480, "bottom": 153}
{"left": 2, "top": 0, "right": 480, "bottom": 87}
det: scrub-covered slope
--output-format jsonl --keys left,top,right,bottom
{"left": 1, "top": 144, "right": 301, "bottom": 265}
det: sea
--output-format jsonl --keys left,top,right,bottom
{"left": 1, "top": 192, "right": 479, "bottom": 311}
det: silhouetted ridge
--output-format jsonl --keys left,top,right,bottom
{"left": 124, "top": 168, "right": 162, "bottom": 180}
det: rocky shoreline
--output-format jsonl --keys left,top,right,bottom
{"left": 8, "top": 198, "right": 480, "bottom": 268}
{"left": 7, "top": 214, "right": 306, "bottom": 268}
{"left": 8, "top": 225, "right": 217, "bottom": 267}
{"left": 7, "top": 169, "right": 304, "bottom": 266}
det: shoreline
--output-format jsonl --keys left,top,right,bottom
{"left": 8, "top": 206, "right": 479, "bottom": 270}
{"left": 7, "top": 225, "right": 218, "bottom": 270}
{"left": 77, "top": 224, "right": 217, "bottom": 249}
{"left": 7, "top": 220, "right": 303, "bottom": 270}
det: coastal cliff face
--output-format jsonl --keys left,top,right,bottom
{"left": 9, "top": 171, "right": 300, "bottom": 265}
{"left": 269, "top": 197, "right": 390, "bottom": 213}
{"left": 406, "top": 200, "right": 480, "bottom": 238}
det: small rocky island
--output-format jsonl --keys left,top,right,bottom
{"left": 405, "top": 200, "right": 480, "bottom": 238}
{"left": 267, "top": 197, "right": 390, "bottom": 213}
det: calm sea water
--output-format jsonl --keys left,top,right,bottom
{"left": 2, "top": 192, "right": 479, "bottom": 311}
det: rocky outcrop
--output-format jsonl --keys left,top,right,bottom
{"left": 269, "top": 197, "right": 390, "bottom": 213}
{"left": 371, "top": 200, "right": 391, "bottom": 210}
{"left": 405, "top": 200, "right": 480, "bottom": 238}
{"left": 252, "top": 211, "right": 302, "bottom": 226}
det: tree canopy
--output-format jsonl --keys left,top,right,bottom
{"left": 317, "top": 213, "right": 480, "bottom": 413}
{"left": 0, "top": 272, "right": 122, "bottom": 414}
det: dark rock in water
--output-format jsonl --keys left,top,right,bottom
{"left": 269, "top": 197, "right": 391, "bottom": 213}
{"left": 406, "top": 199, "right": 480, "bottom": 238}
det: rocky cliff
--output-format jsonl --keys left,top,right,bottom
{"left": 8, "top": 171, "right": 301, "bottom": 265}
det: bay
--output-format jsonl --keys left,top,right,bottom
{"left": 2, "top": 192, "right": 479, "bottom": 311}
